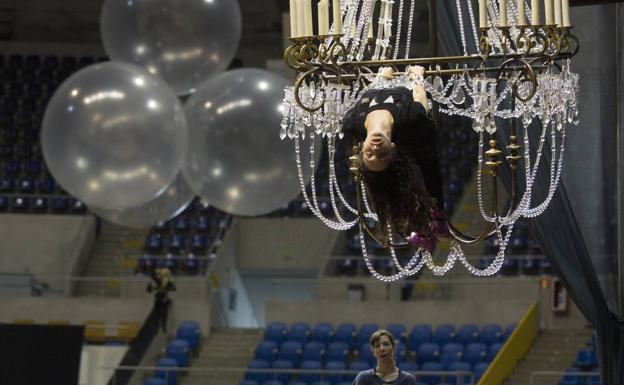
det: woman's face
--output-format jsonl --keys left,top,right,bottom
{"left": 373, "top": 334, "right": 395, "bottom": 363}
{"left": 362, "top": 133, "right": 395, "bottom": 172}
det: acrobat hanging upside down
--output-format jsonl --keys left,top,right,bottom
{"left": 342, "top": 65, "right": 449, "bottom": 250}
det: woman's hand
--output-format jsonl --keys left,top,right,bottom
{"left": 406, "top": 65, "right": 425, "bottom": 81}
{"left": 379, "top": 66, "right": 395, "bottom": 80}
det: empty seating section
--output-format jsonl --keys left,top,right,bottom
{"left": 136, "top": 201, "right": 232, "bottom": 276}
{"left": 246, "top": 322, "right": 517, "bottom": 385}
{"left": 558, "top": 333, "right": 600, "bottom": 385}
{"left": 143, "top": 321, "right": 202, "bottom": 385}
{"left": 0, "top": 53, "right": 102, "bottom": 214}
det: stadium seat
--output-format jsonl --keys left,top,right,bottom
{"left": 0, "top": 177, "right": 14, "bottom": 192}
{"left": 357, "top": 343, "right": 375, "bottom": 366}
{"left": 311, "top": 323, "right": 334, "bottom": 344}
{"left": 302, "top": 341, "right": 325, "bottom": 362}
{"left": 504, "top": 324, "right": 516, "bottom": 341}
{"left": 270, "top": 359, "right": 293, "bottom": 384}
{"left": 278, "top": 341, "right": 303, "bottom": 367}
{"left": 434, "top": 324, "right": 456, "bottom": 346}
{"left": 176, "top": 321, "right": 201, "bottom": 350}
{"left": 386, "top": 323, "right": 407, "bottom": 343}
{"left": 473, "top": 362, "right": 489, "bottom": 381}
{"left": 464, "top": 343, "right": 487, "bottom": 366}
{"left": 479, "top": 324, "right": 503, "bottom": 345}
{"left": 155, "top": 357, "right": 177, "bottom": 385}
{"left": 334, "top": 324, "right": 357, "bottom": 348}
{"left": 31, "top": 197, "right": 47, "bottom": 211}
{"left": 0, "top": 196, "right": 8, "bottom": 211}
{"left": 287, "top": 322, "right": 311, "bottom": 344}
{"left": 575, "top": 349, "right": 597, "bottom": 371}
{"left": 262, "top": 381, "right": 284, "bottom": 385}
{"left": 440, "top": 343, "right": 463, "bottom": 369}
{"left": 559, "top": 367, "right": 584, "bottom": 385}
{"left": 165, "top": 339, "right": 190, "bottom": 367}
{"left": 398, "top": 361, "right": 418, "bottom": 372}
{"left": 446, "top": 361, "right": 472, "bottom": 385}
{"left": 325, "top": 342, "right": 348, "bottom": 364}
{"left": 588, "top": 368, "right": 600, "bottom": 385}
{"left": 299, "top": 360, "right": 322, "bottom": 385}
{"left": 239, "top": 381, "right": 260, "bottom": 385}
{"left": 256, "top": 341, "right": 279, "bottom": 363}
{"left": 420, "top": 362, "right": 444, "bottom": 385}
{"left": 356, "top": 323, "right": 380, "bottom": 347}
{"left": 501, "top": 258, "right": 520, "bottom": 276}
{"left": 12, "top": 197, "right": 28, "bottom": 210}
{"left": 417, "top": 343, "right": 440, "bottom": 365}
{"left": 144, "top": 378, "right": 166, "bottom": 385}
{"left": 456, "top": 325, "right": 479, "bottom": 345}
{"left": 246, "top": 359, "right": 270, "bottom": 383}
{"left": 346, "top": 361, "right": 371, "bottom": 382}
{"left": 395, "top": 343, "right": 407, "bottom": 363}
{"left": 324, "top": 360, "right": 346, "bottom": 384}
{"left": 487, "top": 343, "right": 503, "bottom": 362}
{"left": 266, "top": 323, "right": 288, "bottom": 344}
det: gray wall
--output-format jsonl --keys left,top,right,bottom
{"left": 235, "top": 218, "right": 339, "bottom": 275}
{"left": 0, "top": 214, "right": 96, "bottom": 279}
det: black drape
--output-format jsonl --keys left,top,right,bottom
{"left": 435, "top": 1, "right": 624, "bottom": 383}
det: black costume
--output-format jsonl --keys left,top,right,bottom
{"left": 147, "top": 273, "right": 176, "bottom": 333}
{"left": 342, "top": 86, "right": 444, "bottom": 211}
{"left": 352, "top": 369, "right": 417, "bottom": 385}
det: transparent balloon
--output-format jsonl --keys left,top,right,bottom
{"left": 184, "top": 68, "right": 319, "bottom": 216}
{"left": 100, "top": 0, "right": 241, "bottom": 95}
{"left": 41, "top": 62, "right": 188, "bottom": 210}
{"left": 90, "top": 174, "right": 195, "bottom": 228}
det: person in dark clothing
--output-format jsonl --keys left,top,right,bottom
{"left": 352, "top": 329, "right": 417, "bottom": 385}
{"left": 147, "top": 267, "right": 176, "bottom": 333}
{"left": 342, "top": 66, "right": 448, "bottom": 250}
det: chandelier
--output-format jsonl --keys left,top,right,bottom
{"left": 279, "top": 0, "right": 580, "bottom": 280}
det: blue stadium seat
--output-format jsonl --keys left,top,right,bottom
{"left": 334, "top": 324, "right": 357, "bottom": 348}
{"left": 174, "top": 215, "right": 190, "bottom": 231}
{"left": 165, "top": 339, "right": 190, "bottom": 367}
{"left": 346, "top": 361, "right": 371, "bottom": 382}
{"left": 559, "top": 367, "right": 583, "bottom": 385}
{"left": 0, "top": 177, "right": 14, "bottom": 192}
{"left": 262, "top": 381, "right": 284, "bottom": 385}
{"left": 575, "top": 349, "right": 597, "bottom": 371}
{"left": 287, "top": 322, "right": 311, "bottom": 344}
{"left": 325, "top": 342, "right": 348, "bottom": 364}
{"left": 487, "top": 343, "right": 503, "bottom": 362}
{"left": 398, "top": 361, "right": 418, "bottom": 372}
{"left": 166, "top": 234, "right": 184, "bottom": 252}
{"left": 17, "top": 177, "right": 34, "bottom": 193}
{"left": 335, "top": 257, "right": 358, "bottom": 276}
{"left": 588, "top": 368, "right": 600, "bottom": 385}
{"left": 357, "top": 343, "right": 375, "bottom": 367}
{"left": 324, "top": 360, "right": 346, "bottom": 384}
{"left": 287, "top": 382, "right": 307, "bottom": 385}
{"left": 456, "top": 325, "right": 479, "bottom": 346}
{"left": 356, "top": 323, "right": 380, "bottom": 347}
{"left": 176, "top": 321, "right": 201, "bottom": 350}
{"left": 246, "top": 359, "right": 270, "bottom": 383}
{"left": 463, "top": 343, "right": 487, "bottom": 366}
{"left": 278, "top": 341, "right": 303, "bottom": 367}
{"left": 155, "top": 357, "right": 178, "bottom": 385}
{"left": 440, "top": 343, "right": 463, "bottom": 369}
{"left": 434, "top": 324, "right": 456, "bottom": 346}
{"left": 146, "top": 233, "right": 163, "bottom": 252}
{"left": 446, "top": 361, "right": 472, "bottom": 385}
{"left": 503, "top": 324, "right": 516, "bottom": 341}
{"left": 4, "top": 159, "right": 20, "bottom": 174}
{"left": 386, "top": 323, "right": 407, "bottom": 343}
{"left": 270, "top": 359, "right": 293, "bottom": 384}
{"left": 144, "top": 378, "right": 166, "bottom": 385}
{"left": 303, "top": 341, "right": 325, "bottom": 362}
{"left": 70, "top": 199, "right": 86, "bottom": 213}
{"left": 420, "top": 362, "right": 444, "bottom": 385}
{"left": 256, "top": 341, "right": 279, "bottom": 363}
{"left": 12, "top": 196, "right": 29, "bottom": 210}
{"left": 417, "top": 343, "right": 440, "bottom": 365}
{"left": 501, "top": 258, "right": 519, "bottom": 276}
{"left": 479, "top": 324, "right": 503, "bottom": 346}
{"left": 24, "top": 160, "right": 41, "bottom": 175}
{"left": 190, "top": 234, "right": 207, "bottom": 251}
{"left": 51, "top": 197, "right": 69, "bottom": 211}
{"left": 311, "top": 323, "right": 334, "bottom": 345}
{"left": 395, "top": 343, "right": 407, "bottom": 363}
{"left": 0, "top": 196, "right": 8, "bottom": 211}
{"left": 265, "top": 322, "right": 288, "bottom": 344}
{"left": 38, "top": 177, "right": 55, "bottom": 194}
{"left": 299, "top": 360, "right": 322, "bottom": 385}
{"left": 239, "top": 381, "right": 259, "bottom": 385}
{"left": 31, "top": 197, "right": 47, "bottom": 211}
{"left": 473, "top": 362, "right": 489, "bottom": 382}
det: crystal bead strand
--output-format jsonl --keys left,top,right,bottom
{"left": 393, "top": 0, "right": 405, "bottom": 59}
{"left": 466, "top": 0, "right": 481, "bottom": 54}
{"left": 404, "top": 0, "right": 415, "bottom": 59}
{"left": 476, "top": 131, "right": 496, "bottom": 223}
{"left": 357, "top": 0, "right": 377, "bottom": 59}
{"left": 455, "top": 0, "right": 468, "bottom": 55}
{"left": 325, "top": 138, "right": 352, "bottom": 224}
{"left": 350, "top": 0, "right": 374, "bottom": 60}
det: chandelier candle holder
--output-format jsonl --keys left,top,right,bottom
{"left": 280, "top": 0, "right": 580, "bottom": 280}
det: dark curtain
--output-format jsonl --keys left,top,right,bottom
{"left": 435, "top": 1, "right": 623, "bottom": 383}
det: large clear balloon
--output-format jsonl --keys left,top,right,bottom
{"left": 100, "top": 0, "right": 242, "bottom": 95}
{"left": 90, "top": 174, "right": 194, "bottom": 228}
{"left": 41, "top": 62, "right": 188, "bottom": 211}
{"left": 184, "top": 68, "right": 318, "bottom": 216}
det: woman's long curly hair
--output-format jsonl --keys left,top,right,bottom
{"left": 360, "top": 150, "right": 435, "bottom": 240}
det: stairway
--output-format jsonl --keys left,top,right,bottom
{"left": 503, "top": 328, "right": 593, "bottom": 385}
{"left": 76, "top": 220, "right": 148, "bottom": 296}
{"left": 181, "top": 327, "right": 264, "bottom": 385}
